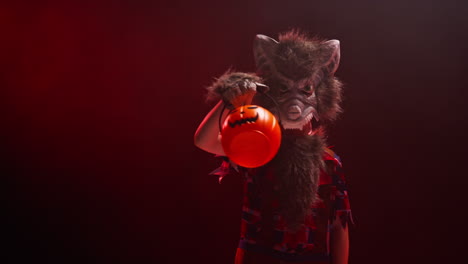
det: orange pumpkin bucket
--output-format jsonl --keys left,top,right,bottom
{"left": 221, "top": 105, "right": 281, "bottom": 168}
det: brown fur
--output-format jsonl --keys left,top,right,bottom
{"left": 315, "top": 77, "right": 343, "bottom": 122}
{"left": 275, "top": 32, "right": 324, "bottom": 80}
{"left": 269, "top": 131, "right": 326, "bottom": 230}
{"left": 205, "top": 70, "right": 262, "bottom": 103}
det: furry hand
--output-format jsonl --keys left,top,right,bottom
{"left": 206, "top": 72, "right": 263, "bottom": 107}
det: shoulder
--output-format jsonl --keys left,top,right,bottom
{"left": 320, "top": 148, "right": 346, "bottom": 186}
{"left": 323, "top": 147, "right": 342, "bottom": 168}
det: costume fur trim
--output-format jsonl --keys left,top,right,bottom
{"left": 270, "top": 132, "right": 326, "bottom": 231}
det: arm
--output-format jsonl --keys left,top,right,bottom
{"left": 330, "top": 216, "right": 349, "bottom": 264}
{"left": 194, "top": 72, "right": 262, "bottom": 156}
{"left": 325, "top": 150, "right": 351, "bottom": 264}
{"left": 194, "top": 100, "right": 227, "bottom": 156}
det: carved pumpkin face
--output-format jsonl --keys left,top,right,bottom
{"left": 221, "top": 105, "right": 281, "bottom": 168}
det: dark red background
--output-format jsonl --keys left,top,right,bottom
{"left": 2, "top": 0, "right": 467, "bottom": 263}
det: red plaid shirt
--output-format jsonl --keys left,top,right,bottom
{"left": 214, "top": 148, "right": 352, "bottom": 262}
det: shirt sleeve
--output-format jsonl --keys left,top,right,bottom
{"left": 322, "top": 147, "right": 353, "bottom": 229}
{"left": 209, "top": 155, "right": 240, "bottom": 183}
{"left": 330, "top": 159, "right": 354, "bottom": 229}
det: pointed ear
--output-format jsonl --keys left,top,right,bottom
{"left": 322, "top": 40, "right": 341, "bottom": 75}
{"left": 253, "top": 34, "right": 278, "bottom": 74}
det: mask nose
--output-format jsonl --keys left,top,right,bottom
{"left": 287, "top": 105, "right": 302, "bottom": 120}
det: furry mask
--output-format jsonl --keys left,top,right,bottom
{"left": 253, "top": 31, "right": 343, "bottom": 130}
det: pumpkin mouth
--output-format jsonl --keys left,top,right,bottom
{"left": 228, "top": 113, "right": 259, "bottom": 128}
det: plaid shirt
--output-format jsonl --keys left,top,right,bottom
{"left": 212, "top": 148, "right": 352, "bottom": 262}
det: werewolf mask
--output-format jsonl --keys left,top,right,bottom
{"left": 253, "top": 32, "right": 342, "bottom": 130}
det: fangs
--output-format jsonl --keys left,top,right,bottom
{"left": 282, "top": 113, "right": 314, "bottom": 130}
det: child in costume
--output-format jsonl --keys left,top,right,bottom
{"left": 194, "top": 31, "right": 352, "bottom": 264}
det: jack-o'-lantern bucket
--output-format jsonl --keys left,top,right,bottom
{"left": 221, "top": 105, "right": 281, "bottom": 168}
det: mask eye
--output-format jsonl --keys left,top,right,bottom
{"left": 302, "top": 85, "right": 314, "bottom": 96}
{"left": 278, "top": 84, "right": 289, "bottom": 95}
